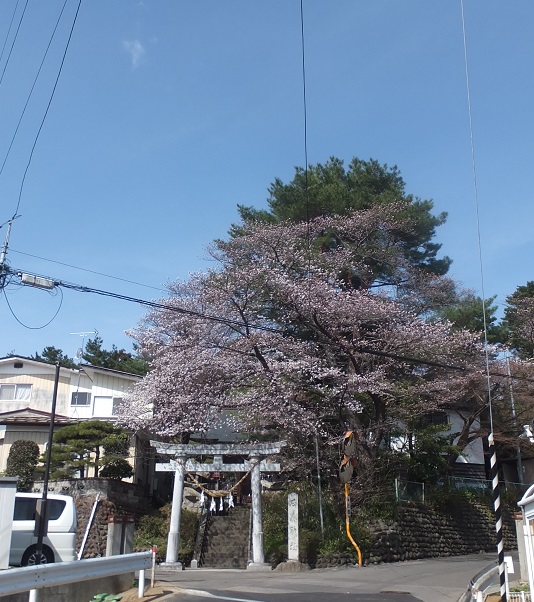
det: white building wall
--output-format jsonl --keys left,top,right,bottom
{"left": 0, "top": 359, "right": 146, "bottom": 485}
{"left": 449, "top": 412, "right": 485, "bottom": 464}
{"left": 0, "top": 361, "right": 72, "bottom": 415}
{"left": 67, "top": 370, "right": 137, "bottom": 420}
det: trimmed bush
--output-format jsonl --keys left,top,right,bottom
{"left": 5, "top": 440, "right": 40, "bottom": 491}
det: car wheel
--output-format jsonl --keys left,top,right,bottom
{"left": 21, "top": 545, "right": 54, "bottom": 566}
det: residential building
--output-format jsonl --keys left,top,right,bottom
{"left": 0, "top": 356, "right": 151, "bottom": 488}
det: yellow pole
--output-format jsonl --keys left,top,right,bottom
{"left": 344, "top": 482, "right": 362, "bottom": 567}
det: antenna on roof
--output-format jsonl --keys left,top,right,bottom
{"left": 69, "top": 331, "right": 96, "bottom": 364}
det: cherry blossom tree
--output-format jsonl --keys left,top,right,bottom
{"left": 120, "top": 204, "right": 509, "bottom": 491}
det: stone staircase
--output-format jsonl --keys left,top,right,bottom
{"left": 201, "top": 506, "right": 250, "bottom": 569}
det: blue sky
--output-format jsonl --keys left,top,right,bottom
{"left": 1, "top": 1, "right": 533, "bottom": 360}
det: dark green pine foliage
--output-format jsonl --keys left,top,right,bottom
{"left": 32, "top": 337, "right": 149, "bottom": 375}
{"left": 99, "top": 431, "right": 133, "bottom": 480}
{"left": 32, "top": 346, "right": 77, "bottom": 369}
{"left": 46, "top": 421, "right": 132, "bottom": 480}
{"left": 5, "top": 440, "right": 40, "bottom": 491}
{"left": 230, "top": 157, "right": 451, "bottom": 278}
{"left": 434, "top": 291, "right": 505, "bottom": 344}
{"left": 82, "top": 335, "right": 149, "bottom": 375}
{"left": 501, "top": 281, "right": 534, "bottom": 359}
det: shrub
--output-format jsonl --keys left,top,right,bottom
{"left": 134, "top": 504, "right": 199, "bottom": 565}
{"left": 262, "top": 482, "right": 351, "bottom": 567}
{"left": 99, "top": 458, "right": 134, "bottom": 480}
{"left": 5, "top": 440, "right": 40, "bottom": 491}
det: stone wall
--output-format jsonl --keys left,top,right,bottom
{"left": 75, "top": 494, "right": 118, "bottom": 559}
{"left": 316, "top": 499, "right": 517, "bottom": 568}
{"left": 39, "top": 478, "right": 151, "bottom": 514}
{"left": 33, "top": 478, "right": 150, "bottom": 559}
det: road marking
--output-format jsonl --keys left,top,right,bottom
{"left": 181, "top": 588, "right": 266, "bottom": 602}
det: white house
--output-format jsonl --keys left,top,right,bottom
{"left": 0, "top": 356, "right": 141, "bottom": 420}
{"left": 0, "top": 356, "right": 150, "bottom": 486}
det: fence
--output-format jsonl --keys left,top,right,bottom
{"left": 0, "top": 551, "right": 152, "bottom": 600}
{"left": 449, "top": 476, "right": 532, "bottom": 497}
{"left": 394, "top": 478, "right": 424, "bottom": 502}
{"left": 450, "top": 476, "right": 491, "bottom": 491}
{"left": 509, "top": 593, "right": 531, "bottom": 602}
{"left": 398, "top": 476, "right": 530, "bottom": 497}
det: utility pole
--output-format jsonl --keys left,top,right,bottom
{"left": 0, "top": 218, "right": 15, "bottom": 282}
{"left": 35, "top": 362, "right": 60, "bottom": 564}
{"left": 0, "top": 215, "right": 23, "bottom": 290}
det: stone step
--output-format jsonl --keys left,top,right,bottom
{"left": 203, "top": 558, "right": 247, "bottom": 569}
{"left": 201, "top": 508, "right": 250, "bottom": 569}
{"left": 207, "top": 529, "right": 247, "bottom": 538}
{"left": 204, "top": 544, "right": 248, "bottom": 554}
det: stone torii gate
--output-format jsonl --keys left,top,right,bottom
{"left": 152, "top": 440, "right": 285, "bottom": 571}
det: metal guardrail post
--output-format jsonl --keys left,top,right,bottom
{"left": 138, "top": 569, "right": 146, "bottom": 598}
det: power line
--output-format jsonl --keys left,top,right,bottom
{"left": 15, "top": 0, "right": 82, "bottom": 217}
{"left": 0, "top": 0, "right": 70, "bottom": 181}
{"left": 0, "top": 0, "right": 29, "bottom": 89}
{"left": 10, "top": 248, "right": 166, "bottom": 292}
{"left": 460, "top": 3, "right": 507, "bottom": 600}
{"left": 0, "top": 0, "right": 21, "bottom": 71}
{"left": 59, "top": 276, "right": 534, "bottom": 384}
{"left": 2, "top": 284, "right": 63, "bottom": 329}
{"left": 5, "top": 264, "right": 533, "bottom": 385}
{"left": 299, "top": 0, "right": 309, "bottom": 182}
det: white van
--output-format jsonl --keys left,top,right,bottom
{"left": 10, "top": 493, "right": 77, "bottom": 566}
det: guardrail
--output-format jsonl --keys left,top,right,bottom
{"left": 459, "top": 562, "right": 498, "bottom": 602}
{"left": 0, "top": 551, "right": 152, "bottom": 600}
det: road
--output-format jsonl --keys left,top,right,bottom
{"left": 128, "top": 552, "right": 501, "bottom": 602}
{"left": 169, "top": 591, "right": 421, "bottom": 601}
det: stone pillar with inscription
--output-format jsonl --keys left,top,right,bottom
{"left": 274, "top": 491, "right": 308, "bottom": 572}
{"left": 287, "top": 492, "right": 299, "bottom": 562}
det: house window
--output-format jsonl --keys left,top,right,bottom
{"left": 424, "top": 412, "right": 449, "bottom": 426}
{"left": 0, "top": 383, "right": 31, "bottom": 401}
{"left": 71, "top": 391, "right": 91, "bottom": 406}
{"left": 112, "top": 397, "right": 123, "bottom": 415}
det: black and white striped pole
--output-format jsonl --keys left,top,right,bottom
{"left": 488, "top": 431, "right": 507, "bottom": 602}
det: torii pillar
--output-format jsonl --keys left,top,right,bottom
{"left": 166, "top": 455, "right": 186, "bottom": 566}
{"left": 249, "top": 454, "right": 266, "bottom": 567}
{"left": 152, "top": 441, "right": 285, "bottom": 571}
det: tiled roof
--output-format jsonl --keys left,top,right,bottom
{"left": 0, "top": 407, "right": 76, "bottom": 425}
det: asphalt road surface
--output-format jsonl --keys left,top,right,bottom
{"left": 145, "top": 552, "right": 501, "bottom": 602}
{"left": 169, "top": 591, "right": 422, "bottom": 601}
